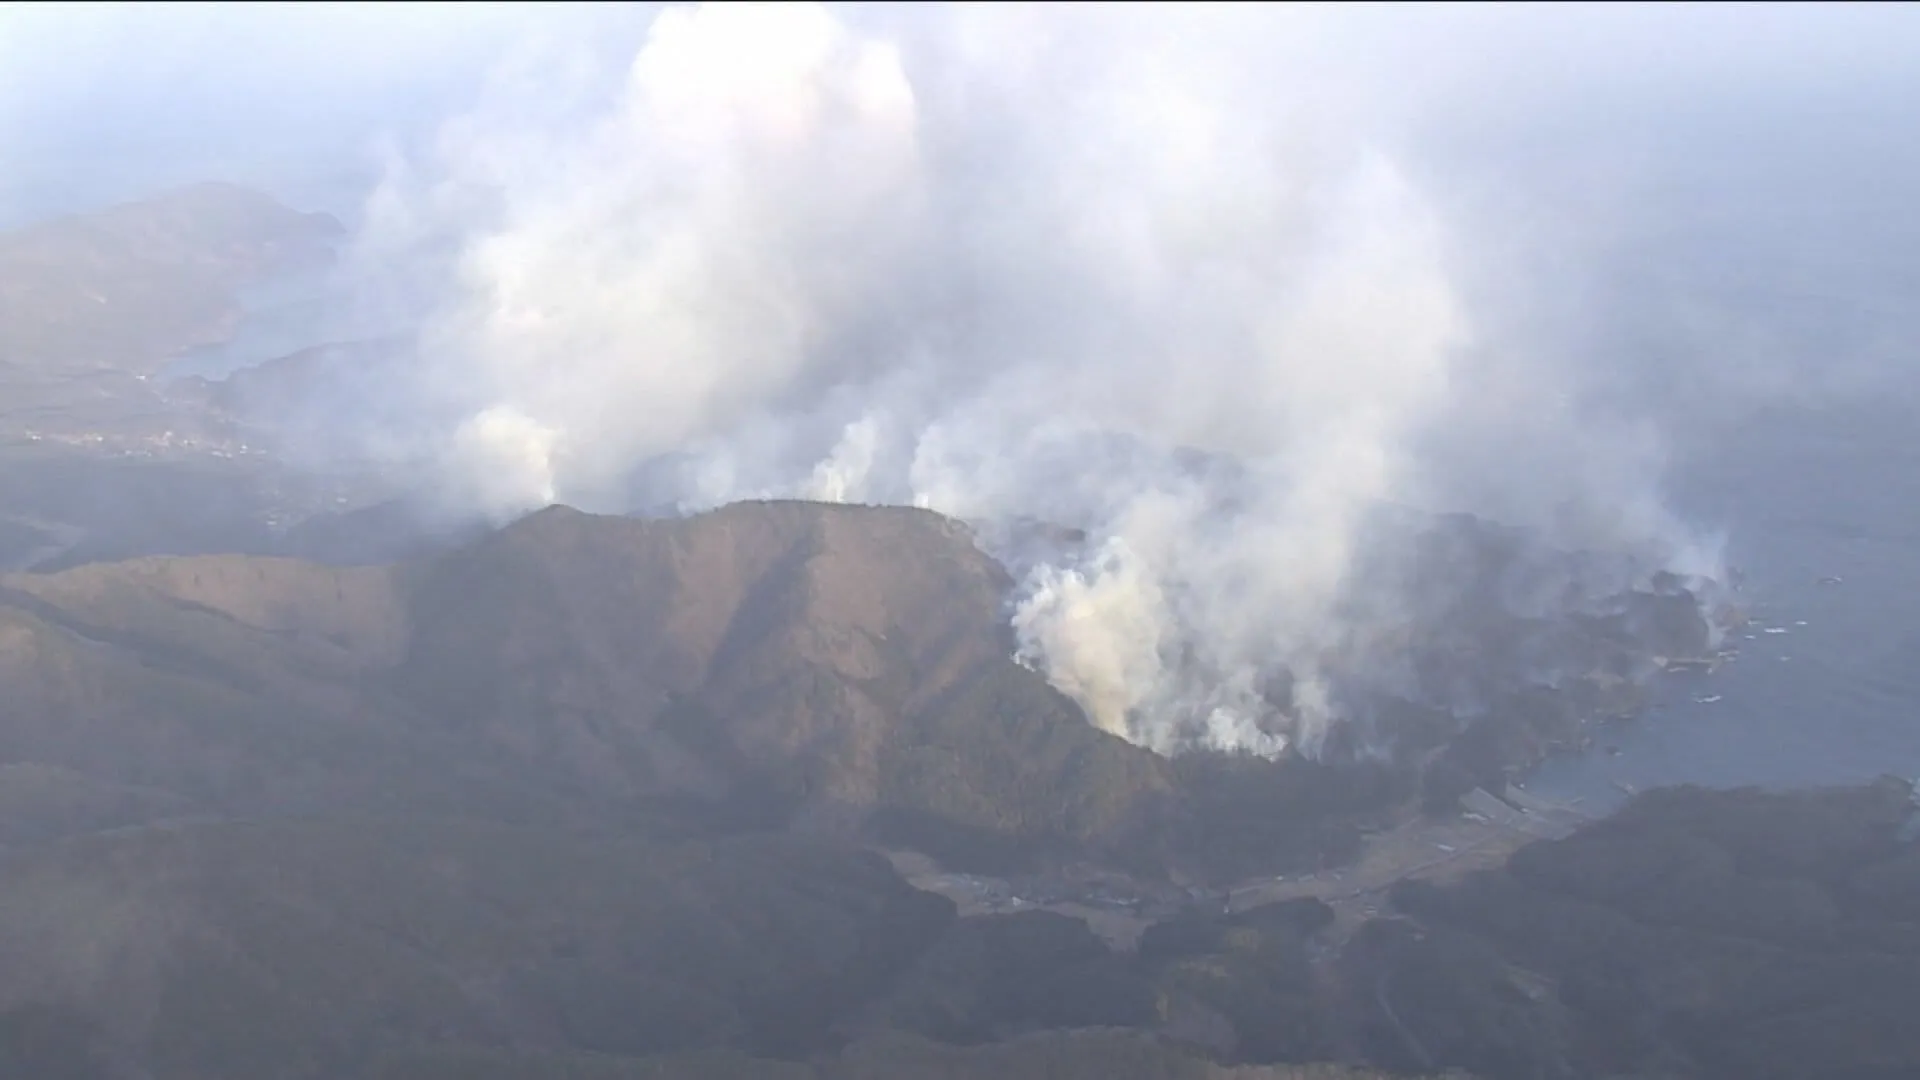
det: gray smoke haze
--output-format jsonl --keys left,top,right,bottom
{"left": 0, "top": 2, "right": 655, "bottom": 226}
{"left": 10, "top": 2, "right": 1920, "bottom": 756}
{"left": 344, "top": 2, "right": 1683, "bottom": 756}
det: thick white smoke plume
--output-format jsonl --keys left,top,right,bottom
{"left": 354, "top": 2, "right": 1723, "bottom": 757}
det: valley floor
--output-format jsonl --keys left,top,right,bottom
{"left": 892, "top": 785, "right": 1592, "bottom": 949}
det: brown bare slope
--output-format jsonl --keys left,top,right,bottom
{"left": 394, "top": 501, "right": 1172, "bottom": 847}
{"left": 0, "top": 500, "right": 1172, "bottom": 858}
{"left": 0, "top": 553, "right": 422, "bottom": 816}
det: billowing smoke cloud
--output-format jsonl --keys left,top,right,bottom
{"left": 342, "top": 2, "right": 1754, "bottom": 756}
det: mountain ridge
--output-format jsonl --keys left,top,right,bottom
{"left": 0, "top": 499, "right": 1188, "bottom": 870}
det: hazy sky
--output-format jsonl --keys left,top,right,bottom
{"left": 6, "top": 3, "right": 1917, "bottom": 388}
{"left": 5, "top": 2, "right": 1918, "bottom": 221}
{"left": 0, "top": 2, "right": 655, "bottom": 222}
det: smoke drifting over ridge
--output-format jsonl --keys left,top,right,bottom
{"left": 322, "top": 1, "right": 1741, "bottom": 758}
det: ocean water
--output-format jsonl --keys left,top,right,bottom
{"left": 1531, "top": 399, "right": 1920, "bottom": 808}
{"left": 165, "top": 261, "right": 351, "bottom": 381}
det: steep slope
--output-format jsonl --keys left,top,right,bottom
{"left": 394, "top": 501, "right": 1173, "bottom": 847}
{"left": 0, "top": 554, "right": 462, "bottom": 821}
{"left": 0, "top": 501, "right": 1175, "bottom": 862}
{"left": 1376, "top": 779, "right": 1920, "bottom": 1079}
{"left": 0, "top": 819, "right": 952, "bottom": 1080}
{"left": 0, "top": 497, "right": 1718, "bottom": 879}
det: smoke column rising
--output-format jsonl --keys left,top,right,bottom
{"left": 351, "top": 2, "right": 1721, "bottom": 757}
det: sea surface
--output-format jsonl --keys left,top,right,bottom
{"left": 165, "top": 261, "right": 352, "bottom": 381}
{"left": 1531, "top": 399, "right": 1920, "bottom": 809}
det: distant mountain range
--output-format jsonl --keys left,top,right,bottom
{"left": 0, "top": 181, "right": 341, "bottom": 381}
